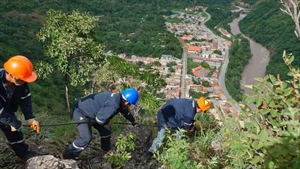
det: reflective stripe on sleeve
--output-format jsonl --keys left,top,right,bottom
{"left": 21, "top": 93, "right": 31, "bottom": 99}
{"left": 8, "top": 138, "right": 25, "bottom": 145}
{"left": 184, "top": 122, "right": 192, "bottom": 126}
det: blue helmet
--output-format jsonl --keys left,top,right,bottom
{"left": 122, "top": 88, "right": 139, "bottom": 107}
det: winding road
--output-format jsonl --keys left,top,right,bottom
{"left": 202, "top": 9, "right": 242, "bottom": 112}
{"left": 180, "top": 8, "right": 270, "bottom": 114}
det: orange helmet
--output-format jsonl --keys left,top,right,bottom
{"left": 4, "top": 55, "right": 37, "bottom": 83}
{"left": 197, "top": 97, "right": 211, "bottom": 111}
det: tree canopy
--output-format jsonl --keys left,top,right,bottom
{"left": 36, "top": 10, "right": 105, "bottom": 112}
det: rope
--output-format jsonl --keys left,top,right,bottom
{"left": 19, "top": 121, "right": 158, "bottom": 127}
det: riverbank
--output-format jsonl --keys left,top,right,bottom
{"left": 228, "top": 14, "right": 270, "bottom": 95}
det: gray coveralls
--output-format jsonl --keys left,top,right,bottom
{"left": 63, "top": 92, "right": 135, "bottom": 159}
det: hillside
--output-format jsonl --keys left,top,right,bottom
{"left": 239, "top": 0, "right": 300, "bottom": 79}
{"left": 0, "top": 0, "right": 236, "bottom": 114}
{"left": 0, "top": 1, "right": 300, "bottom": 169}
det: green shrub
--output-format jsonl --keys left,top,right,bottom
{"left": 155, "top": 129, "right": 201, "bottom": 169}
{"left": 107, "top": 133, "right": 136, "bottom": 168}
{"left": 223, "top": 51, "right": 300, "bottom": 168}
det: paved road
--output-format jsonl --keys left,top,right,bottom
{"left": 180, "top": 8, "right": 210, "bottom": 98}
{"left": 202, "top": 8, "right": 211, "bottom": 25}
{"left": 180, "top": 48, "right": 188, "bottom": 98}
{"left": 202, "top": 8, "right": 241, "bottom": 112}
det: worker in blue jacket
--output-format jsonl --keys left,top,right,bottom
{"left": 144, "top": 97, "right": 211, "bottom": 159}
{"left": 61, "top": 88, "right": 139, "bottom": 160}
{"left": 0, "top": 55, "right": 40, "bottom": 162}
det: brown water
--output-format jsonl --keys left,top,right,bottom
{"left": 228, "top": 14, "right": 270, "bottom": 95}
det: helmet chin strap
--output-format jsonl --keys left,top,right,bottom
{"left": 14, "top": 81, "right": 24, "bottom": 86}
{"left": 6, "top": 73, "right": 24, "bottom": 86}
{"left": 121, "top": 98, "right": 130, "bottom": 107}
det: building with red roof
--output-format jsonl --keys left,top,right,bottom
{"left": 188, "top": 45, "right": 201, "bottom": 54}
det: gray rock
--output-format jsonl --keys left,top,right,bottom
{"left": 26, "top": 155, "right": 79, "bottom": 169}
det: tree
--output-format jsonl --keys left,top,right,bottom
{"left": 166, "top": 61, "right": 177, "bottom": 67}
{"left": 36, "top": 10, "right": 105, "bottom": 113}
{"left": 91, "top": 55, "right": 166, "bottom": 119}
{"left": 136, "top": 61, "right": 145, "bottom": 68}
{"left": 201, "top": 61, "right": 210, "bottom": 69}
{"left": 202, "top": 80, "right": 210, "bottom": 87}
{"left": 153, "top": 61, "right": 161, "bottom": 66}
{"left": 213, "top": 49, "right": 222, "bottom": 55}
{"left": 280, "top": 0, "right": 300, "bottom": 39}
{"left": 224, "top": 52, "right": 300, "bottom": 168}
{"left": 169, "top": 67, "right": 175, "bottom": 72}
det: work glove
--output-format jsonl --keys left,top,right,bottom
{"left": 132, "top": 121, "right": 139, "bottom": 127}
{"left": 27, "top": 119, "right": 40, "bottom": 133}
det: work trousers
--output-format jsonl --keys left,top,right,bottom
{"left": 0, "top": 125, "right": 28, "bottom": 158}
{"left": 147, "top": 111, "right": 184, "bottom": 153}
{"left": 148, "top": 111, "right": 167, "bottom": 153}
{"left": 65, "top": 107, "right": 111, "bottom": 158}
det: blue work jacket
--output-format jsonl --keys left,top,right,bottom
{"left": 77, "top": 92, "right": 135, "bottom": 125}
{"left": 161, "top": 98, "right": 197, "bottom": 130}
{"left": 0, "top": 69, "right": 34, "bottom": 130}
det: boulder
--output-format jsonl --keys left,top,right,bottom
{"left": 26, "top": 155, "right": 79, "bottom": 169}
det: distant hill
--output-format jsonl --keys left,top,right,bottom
{"left": 239, "top": 0, "right": 300, "bottom": 79}
{"left": 0, "top": 0, "right": 248, "bottom": 113}
{"left": 0, "top": 0, "right": 239, "bottom": 61}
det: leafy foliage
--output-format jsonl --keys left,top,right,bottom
{"left": 242, "top": 0, "right": 258, "bottom": 5}
{"left": 0, "top": 0, "right": 240, "bottom": 116}
{"left": 36, "top": 10, "right": 105, "bottom": 86}
{"left": 239, "top": 0, "right": 300, "bottom": 80}
{"left": 155, "top": 129, "right": 201, "bottom": 169}
{"left": 223, "top": 51, "right": 300, "bottom": 168}
{"left": 107, "top": 133, "right": 136, "bottom": 168}
{"left": 226, "top": 35, "right": 252, "bottom": 101}
{"left": 36, "top": 10, "right": 105, "bottom": 112}
{"left": 90, "top": 55, "right": 166, "bottom": 122}
{"left": 153, "top": 51, "right": 300, "bottom": 168}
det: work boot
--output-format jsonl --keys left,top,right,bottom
{"left": 17, "top": 154, "right": 30, "bottom": 163}
{"left": 101, "top": 149, "right": 112, "bottom": 158}
{"left": 142, "top": 151, "right": 153, "bottom": 161}
{"left": 60, "top": 149, "right": 78, "bottom": 160}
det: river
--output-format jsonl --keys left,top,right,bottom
{"left": 228, "top": 14, "right": 270, "bottom": 95}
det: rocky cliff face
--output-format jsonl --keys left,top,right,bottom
{"left": 16, "top": 125, "right": 158, "bottom": 169}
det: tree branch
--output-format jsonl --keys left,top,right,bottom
{"left": 280, "top": 0, "right": 300, "bottom": 39}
